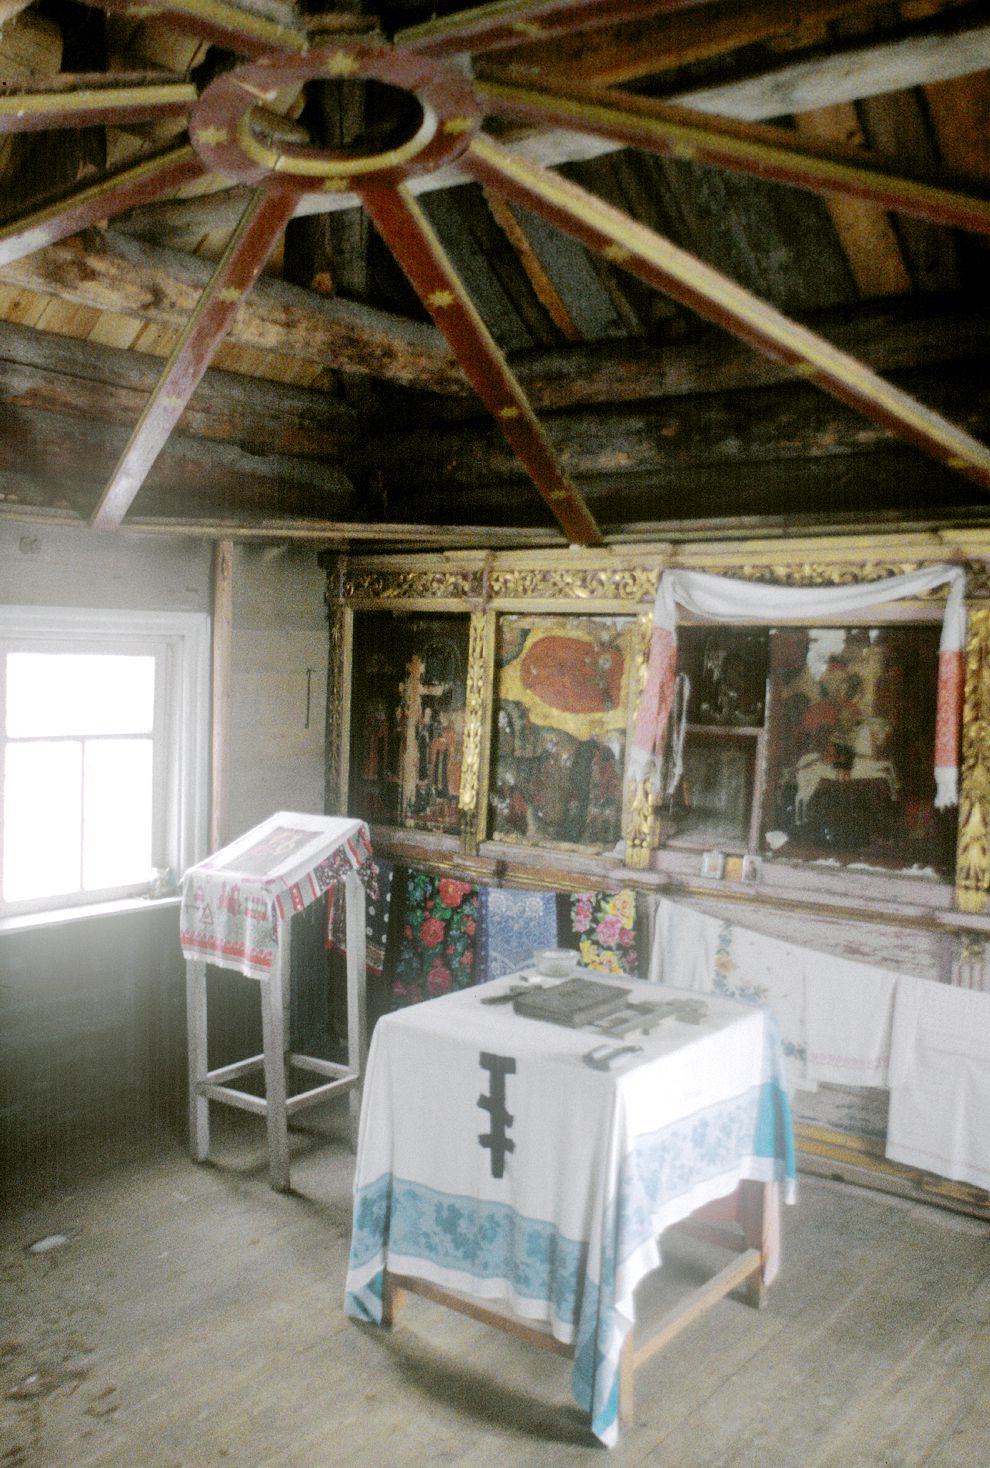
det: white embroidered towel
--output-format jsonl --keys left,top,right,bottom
{"left": 886, "top": 978, "right": 990, "bottom": 1191}
{"left": 804, "top": 951, "right": 900, "bottom": 1088}
{"left": 650, "top": 898, "right": 811, "bottom": 1091}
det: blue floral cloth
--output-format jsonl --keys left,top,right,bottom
{"left": 476, "top": 887, "right": 558, "bottom": 983}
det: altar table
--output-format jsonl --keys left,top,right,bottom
{"left": 345, "top": 973, "right": 796, "bottom": 1445}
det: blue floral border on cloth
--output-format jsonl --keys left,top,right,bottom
{"left": 345, "top": 1040, "right": 795, "bottom": 1446}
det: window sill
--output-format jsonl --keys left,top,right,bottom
{"left": 0, "top": 893, "right": 181, "bottom": 936}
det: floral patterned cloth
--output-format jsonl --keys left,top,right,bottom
{"left": 477, "top": 887, "right": 558, "bottom": 983}
{"left": 391, "top": 869, "right": 478, "bottom": 1007}
{"left": 326, "top": 857, "right": 394, "bottom": 979}
{"left": 568, "top": 888, "right": 639, "bottom": 975}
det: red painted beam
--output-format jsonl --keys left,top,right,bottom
{"left": 463, "top": 134, "right": 990, "bottom": 495}
{"left": 360, "top": 179, "right": 602, "bottom": 545}
{"left": 0, "top": 73, "right": 195, "bottom": 135}
{"left": 476, "top": 76, "right": 990, "bottom": 237}
{"left": 395, "top": 0, "right": 710, "bottom": 60}
{"left": 0, "top": 144, "right": 205, "bottom": 269}
{"left": 90, "top": 0, "right": 308, "bottom": 58}
{"left": 90, "top": 183, "right": 300, "bottom": 530}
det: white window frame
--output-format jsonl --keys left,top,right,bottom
{"left": 0, "top": 607, "right": 210, "bottom": 919}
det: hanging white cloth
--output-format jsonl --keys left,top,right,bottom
{"left": 886, "top": 978, "right": 990, "bottom": 1191}
{"left": 650, "top": 897, "right": 812, "bottom": 1092}
{"left": 803, "top": 950, "right": 899, "bottom": 1089}
{"left": 629, "top": 564, "right": 966, "bottom": 811}
{"left": 651, "top": 897, "right": 903, "bottom": 1093}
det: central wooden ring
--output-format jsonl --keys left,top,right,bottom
{"left": 190, "top": 39, "right": 482, "bottom": 193}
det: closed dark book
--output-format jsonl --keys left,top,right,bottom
{"left": 513, "top": 977, "right": 630, "bottom": 1027}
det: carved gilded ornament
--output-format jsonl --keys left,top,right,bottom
{"left": 487, "top": 566, "right": 660, "bottom": 603}
{"left": 623, "top": 613, "right": 657, "bottom": 870}
{"left": 724, "top": 561, "right": 922, "bottom": 587}
{"left": 341, "top": 569, "right": 483, "bottom": 601}
{"left": 458, "top": 611, "right": 488, "bottom": 816}
{"left": 956, "top": 607, "right": 990, "bottom": 913}
{"left": 325, "top": 599, "right": 346, "bottom": 815}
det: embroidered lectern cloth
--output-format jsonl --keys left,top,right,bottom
{"left": 180, "top": 811, "right": 372, "bottom": 979}
{"left": 345, "top": 976, "right": 796, "bottom": 1446}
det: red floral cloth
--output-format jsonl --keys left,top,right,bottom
{"left": 391, "top": 869, "right": 478, "bottom": 1007}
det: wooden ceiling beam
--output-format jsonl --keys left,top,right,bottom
{"left": 0, "top": 500, "right": 565, "bottom": 548}
{"left": 375, "top": 360, "right": 990, "bottom": 491}
{"left": 477, "top": 78, "right": 990, "bottom": 235}
{"left": 0, "top": 316, "right": 356, "bottom": 457}
{"left": 90, "top": 183, "right": 301, "bottom": 529}
{"left": 0, "top": 143, "right": 205, "bottom": 270}
{"left": 0, "top": 73, "right": 195, "bottom": 135}
{"left": 481, "top": 0, "right": 877, "bottom": 87}
{"left": 111, "top": 10, "right": 990, "bottom": 245}
{"left": 90, "top": 0, "right": 308, "bottom": 59}
{"left": 512, "top": 295, "right": 990, "bottom": 410}
{"left": 0, "top": 228, "right": 467, "bottom": 393}
{"left": 360, "top": 179, "right": 602, "bottom": 545}
{"left": 395, "top": 0, "right": 710, "bottom": 62}
{"left": 2, "top": 234, "right": 985, "bottom": 408}
{"left": 0, "top": 400, "right": 355, "bottom": 516}
{"left": 464, "top": 134, "right": 990, "bottom": 495}
{"left": 674, "top": 7, "right": 990, "bottom": 121}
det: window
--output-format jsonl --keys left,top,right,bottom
{"left": 0, "top": 608, "right": 210, "bottom": 917}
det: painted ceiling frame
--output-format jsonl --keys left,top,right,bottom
{"left": 0, "top": 0, "right": 989, "bottom": 542}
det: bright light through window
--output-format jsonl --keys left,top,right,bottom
{"left": 6, "top": 653, "right": 155, "bottom": 737}
{"left": 83, "top": 738, "right": 153, "bottom": 890}
{"left": 2, "top": 653, "right": 157, "bottom": 905}
{"left": 3, "top": 741, "right": 83, "bottom": 901}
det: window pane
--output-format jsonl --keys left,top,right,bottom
{"left": 3, "top": 741, "right": 82, "bottom": 901}
{"left": 6, "top": 653, "right": 156, "bottom": 738}
{"left": 83, "top": 738, "right": 153, "bottom": 890}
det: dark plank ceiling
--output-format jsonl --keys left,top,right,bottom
{"left": 0, "top": 0, "right": 989, "bottom": 545}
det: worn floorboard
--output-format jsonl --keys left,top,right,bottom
{"left": 1, "top": 1110, "right": 988, "bottom": 1468}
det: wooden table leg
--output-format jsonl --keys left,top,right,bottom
{"left": 739, "top": 1179, "right": 770, "bottom": 1309}
{"left": 186, "top": 960, "right": 210, "bottom": 1163}
{"left": 261, "top": 941, "right": 290, "bottom": 1193}
{"left": 381, "top": 1273, "right": 407, "bottom": 1328}
{"left": 618, "top": 1331, "right": 636, "bottom": 1430}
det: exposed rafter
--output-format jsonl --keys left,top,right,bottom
{"left": 361, "top": 180, "right": 602, "bottom": 543}
{"left": 477, "top": 77, "right": 990, "bottom": 236}
{"left": 91, "top": 184, "right": 300, "bottom": 529}
{"left": 0, "top": 0, "right": 987, "bottom": 541}
{"left": 463, "top": 135, "right": 990, "bottom": 495}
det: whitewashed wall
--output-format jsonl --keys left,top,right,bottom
{"left": 0, "top": 523, "right": 330, "bottom": 1188}
{"left": 0, "top": 521, "right": 212, "bottom": 613}
{"left": 0, "top": 525, "right": 329, "bottom": 836}
{"left": 225, "top": 541, "right": 328, "bottom": 837}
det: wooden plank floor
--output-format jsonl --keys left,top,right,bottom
{"left": 2, "top": 1109, "right": 989, "bottom": 1468}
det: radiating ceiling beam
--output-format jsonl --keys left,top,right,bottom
{"left": 90, "top": 0, "right": 308, "bottom": 58}
{"left": 464, "top": 134, "right": 990, "bottom": 496}
{"left": 395, "top": 0, "right": 709, "bottom": 61}
{"left": 360, "top": 179, "right": 603, "bottom": 545}
{"left": 479, "top": 0, "right": 878, "bottom": 88}
{"left": 477, "top": 78, "right": 990, "bottom": 236}
{"left": 0, "top": 72, "right": 195, "bottom": 134}
{"left": 0, "top": 144, "right": 205, "bottom": 269}
{"left": 90, "top": 183, "right": 300, "bottom": 530}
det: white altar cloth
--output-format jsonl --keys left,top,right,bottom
{"left": 345, "top": 975, "right": 796, "bottom": 1446}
